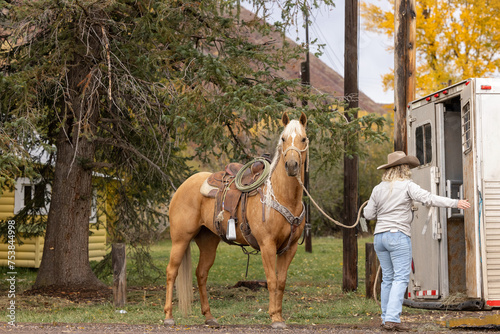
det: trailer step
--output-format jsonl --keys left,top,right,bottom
{"left": 437, "top": 314, "right": 500, "bottom": 328}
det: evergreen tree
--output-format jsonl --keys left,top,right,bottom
{"left": 1, "top": 0, "right": 385, "bottom": 292}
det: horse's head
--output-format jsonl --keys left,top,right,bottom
{"left": 280, "top": 112, "right": 308, "bottom": 177}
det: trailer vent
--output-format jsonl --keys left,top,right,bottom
{"left": 484, "top": 181, "right": 500, "bottom": 300}
{"left": 462, "top": 101, "right": 472, "bottom": 154}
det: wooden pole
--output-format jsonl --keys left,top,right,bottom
{"left": 343, "top": 0, "right": 359, "bottom": 292}
{"left": 394, "top": 0, "right": 416, "bottom": 152}
{"left": 112, "top": 243, "right": 127, "bottom": 307}
{"left": 304, "top": 154, "right": 312, "bottom": 253}
{"left": 301, "top": 8, "right": 312, "bottom": 253}
{"left": 365, "top": 243, "right": 381, "bottom": 300}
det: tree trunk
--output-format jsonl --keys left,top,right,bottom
{"left": 34, "top": 119, "right": 104, "bottom": 289}
{"left": 34, "top": 44, "right": 105, "bottom": 290}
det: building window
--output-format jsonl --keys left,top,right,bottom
{"left": 90, "top": 189, "right": 98, "bottom": 224}
{"left": 415, "top": 123, "right": 432, "bottom": 165}
{"left": 23, "top": 184, "right": 45, "bottom": 209}
{"left": 462, "top": 101, "right": 472, "bottom": 154}
{"left": 14, "top": 178, "right": 50, "bottom": 214}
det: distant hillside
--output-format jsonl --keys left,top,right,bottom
{"left": 238, "top": 8, "right": 386, "bottom": 115}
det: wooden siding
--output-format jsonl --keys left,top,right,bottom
{"left": 0, "top": 190, "right": 15, "bottom": 220}
{"left": 0, "top": 187, "right": 107, "bottom": 268}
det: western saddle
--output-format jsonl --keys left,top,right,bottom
{"left": 202, "top": 156, "right": 271, "bottom": 250}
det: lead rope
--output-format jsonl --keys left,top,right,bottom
{"left": 286, "top": 140, "right": 379, "bottom": 302}
{"left": 281, "top": 139, "right": 367, "bottom": 229}
{"left": 296, "top": 174, "right": 379, "bottom": 302}
{"left": 296, "top": 173, "right": 368, "bottom": 229}
{"left": 374, "top": 264, "right": 381, "bottom": 306}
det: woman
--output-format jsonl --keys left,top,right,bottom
{"left": 364, "top": 151, "right": 470, "bottom": 332}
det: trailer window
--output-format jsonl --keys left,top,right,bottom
{"left": 462, "top": 101, "right": 471, "bottom": 154}
{"left": 416, "top": 123, "right": 432, "bottom": 165}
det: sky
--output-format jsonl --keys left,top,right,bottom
{"left": 241, "top": 1, "right": 394, "bottom": 104}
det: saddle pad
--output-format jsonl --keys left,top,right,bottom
{"left": 200, "top": 177, "right": 219, "bottom": 198}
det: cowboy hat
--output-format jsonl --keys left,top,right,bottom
{"left": 377, "top": 151, "right": 420, "bottom": 170}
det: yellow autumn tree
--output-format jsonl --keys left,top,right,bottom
{"left": 361, "top": 0, "right": 500, "bottom": 96}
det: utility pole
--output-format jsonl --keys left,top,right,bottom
{"left": 301, "top": 8, "right": 312, "bottom": 253}
{"left": 394, "top": 0, "right": 416, "bottom": 152}
{"left": 343, "top": 0, "right": 359, "bottom": 292}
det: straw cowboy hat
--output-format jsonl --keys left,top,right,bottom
{"left": 377, "top": 151, "right": 420, "bottom": 170}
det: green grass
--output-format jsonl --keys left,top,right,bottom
{"left": 0, "top": 236, "right": 430, "bottom": 326}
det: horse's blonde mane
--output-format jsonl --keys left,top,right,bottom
{"left": 264, "top": 119, "right": 305, "bottom": 212}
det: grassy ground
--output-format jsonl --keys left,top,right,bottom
{"left": 0, "top": 236, "right": 430, "bottom": 326}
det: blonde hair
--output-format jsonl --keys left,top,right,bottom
{"left": 382, "top": 164, "right": 412, "bottom": 182}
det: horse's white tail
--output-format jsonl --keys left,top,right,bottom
{"left": 175, "top": 243, "right": 193, "bottom": 317}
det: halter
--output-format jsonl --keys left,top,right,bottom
{"left": 281, "top": 138, "right": 310, "bottom": 173}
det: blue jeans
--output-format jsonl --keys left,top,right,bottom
{"left": 374, "top": 231, "right": 412, "bottom": 324}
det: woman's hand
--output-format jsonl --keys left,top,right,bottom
{"left": 458, "top": 199, "right": 471, "bottom": 210}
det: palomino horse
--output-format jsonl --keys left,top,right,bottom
{"left": 164, "top": 112, "right": 308, "bottom": 328}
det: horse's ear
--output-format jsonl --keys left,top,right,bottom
{"left": 299, "top": 112, "right": 307, "bottom": 127}
{"left": 282, "top": 112, "right": 290, "bottom": 126}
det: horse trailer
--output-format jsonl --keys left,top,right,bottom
{"left": 404, "top": 78, "right": 500, "bottom": 310}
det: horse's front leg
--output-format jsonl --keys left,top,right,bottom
{"left": 275, "top": 242, "right": 299, "bottom": 324}
{"left": 260, "top": 243, "right": 283, "bottom": 326}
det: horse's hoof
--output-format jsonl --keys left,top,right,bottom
{"left": 271, "top": 321, "right": 287, "bottom": 329}
{"left": 205, "top": 318, "right": 220, "bottom": 328}
{"left": 163, "top": 318, "right": 175, "bottom": 326}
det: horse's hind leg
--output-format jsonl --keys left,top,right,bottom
{"left": 164, "top": 238, "right": 191, "bottom": 325}
{"left": 194, "top": 228, "right": 221, "bottom": 327}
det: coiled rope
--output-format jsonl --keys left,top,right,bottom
{"left": 234, "top": 158, "right": 271, "bottom": 192}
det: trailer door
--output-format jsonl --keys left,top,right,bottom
{"left": 407, "top": 101, "right": 442, "bottom": 299}
{"left": 460, "top": 80, "right": 481, "bottom": 299}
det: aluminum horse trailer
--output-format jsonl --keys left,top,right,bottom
{"left": 405, "top": 78, "right": 500, "bottom": 310}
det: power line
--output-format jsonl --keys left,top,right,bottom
{"left": 310, "top": 20, "right": 344, "bottom": 74}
